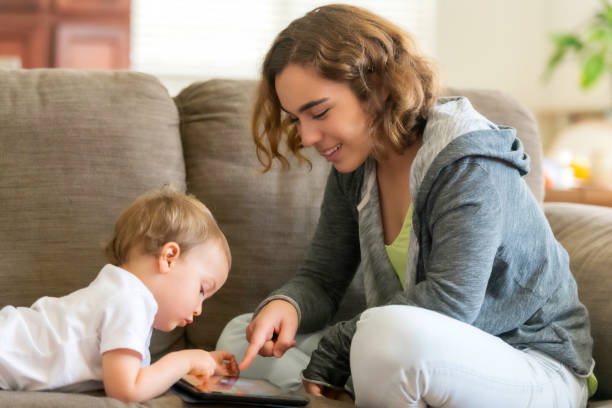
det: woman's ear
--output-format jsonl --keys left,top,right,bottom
{"left": 157, "top": 242, "right": 181, "bottom": 274}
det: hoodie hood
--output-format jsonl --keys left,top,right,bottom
{"left": 410, "top": 96, "right": 530, "bottom": 212}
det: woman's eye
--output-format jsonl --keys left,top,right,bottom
{"left": 289, "top": 116, "right": 299, "bottom": 123}
{"left": 313, "top": 108, "right": 329, "bottom": 119}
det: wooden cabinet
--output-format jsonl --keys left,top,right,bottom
{"left": 0, "top": 0, "right": 129, "bottom": 69}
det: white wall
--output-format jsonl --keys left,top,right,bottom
{"left": 435, "top": 0, "right": 609, "bottom": 112}
{"left": 131, "top": 0, "right": 437, "bottom": 96}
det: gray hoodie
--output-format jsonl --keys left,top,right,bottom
{"left": 260, "top": 97, "right": 594, "bottom": 388}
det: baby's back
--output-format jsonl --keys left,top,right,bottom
{"left": 0, "top": 265, "right": 156, "bottom": 392}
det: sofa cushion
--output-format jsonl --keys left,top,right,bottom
{"left": 0, "top": 69, "right": 186, "bottom": 360}
{"left": 175, "top": 79, "right": 366, "bottom": 350}
{"left": 545, "top": 202, "right": 612, "bottom": 398}
{"left": 0, "top": 390, "right": 183, "bottom": 407}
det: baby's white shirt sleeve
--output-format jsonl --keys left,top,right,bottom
{"left": 98, "top": 288, "right": 157, "bottom": 365}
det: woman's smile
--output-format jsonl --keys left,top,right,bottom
{"left": 320, "top": 143, "right": 342, "bottom": 161}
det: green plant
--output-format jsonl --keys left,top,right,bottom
{"left": 545, "top": 0, "right": 612, "bottom": 89}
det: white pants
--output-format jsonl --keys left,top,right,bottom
{"left": 217, "top": 306, "right": 588, "bottom": 408}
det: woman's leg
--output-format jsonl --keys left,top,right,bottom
{"left": 351, "top": 305, "right": 588, "bottom": 408}
{"left": 216, "top": 313, "right": 325, "bottom": 390}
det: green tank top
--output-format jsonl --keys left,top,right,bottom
{"left": 385, "top": 205, "right": 413, "bottom": 288}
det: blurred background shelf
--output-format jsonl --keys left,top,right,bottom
{"left": 545, "top": 187, "right": 612, "bottom": 207}
{"left": 0, "top": 0, "right": 130, "bottom": 69}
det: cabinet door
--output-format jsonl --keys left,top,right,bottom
{"left": 0, "top": 0, "right": 51, "bottom": 13}
{"left": 0, "top": 14, "right": 50, "bottom": 68}
{"left": 54, "top": 22, "right": 129, "bottom": 69}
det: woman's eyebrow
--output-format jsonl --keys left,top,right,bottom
{"left": 280, "top": 98, "right": 329, "bottom": 115}
{"left": 298, "top": 98, "right": 328, "bottom": 112}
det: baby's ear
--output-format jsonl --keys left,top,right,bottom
{"left": 157, "top": 242, "right": 181, "bottom": 273}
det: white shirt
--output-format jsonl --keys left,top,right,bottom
{"left": 0, "top": 264, "right": 158, "bottom": 391}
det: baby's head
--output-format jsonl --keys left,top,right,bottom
{"left": 105, "top": 187, "right": 231, "bottom": 331}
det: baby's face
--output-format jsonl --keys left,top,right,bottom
{"left": 153, "top": 241, "right": 229, "bottom": 332}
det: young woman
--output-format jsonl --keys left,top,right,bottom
{"left": 217, "top": 5, "right": 594, "bottom": 407}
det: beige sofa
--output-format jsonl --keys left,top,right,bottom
{"left": 0, "top": 69, "right": 610, "bottom": 408}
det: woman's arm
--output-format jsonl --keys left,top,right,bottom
{"left": 239, "top": 168, "right": 362, "bottom": 370}
{"left": 102, "top": 349, "right": 237, "bottom": 402}
{"left": 269, "top": 167, "right": 362, "bottom": 332}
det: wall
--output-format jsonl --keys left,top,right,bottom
{"left": 435, "top": 0, "right": 608, "bottom": 113}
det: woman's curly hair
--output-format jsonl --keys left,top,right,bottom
{"left": 252, "top": 4, "right": 440, "bottom": 172}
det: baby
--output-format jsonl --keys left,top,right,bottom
{"left": 0, "top": 188, "right": 237, "bottom": 402}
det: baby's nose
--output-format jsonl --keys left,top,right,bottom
{"left": 194, "top": 303, "right": 203, "bottom": 317}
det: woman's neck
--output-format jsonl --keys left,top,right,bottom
{"left": 376, "top": 138, "right": 422, "bottom": 177}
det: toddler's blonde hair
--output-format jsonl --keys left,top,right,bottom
{"left": 104, "top": 187, "right": 230, "bottom": 267}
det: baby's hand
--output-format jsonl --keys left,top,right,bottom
{"left": 186, "top": 349, "right": 217, "bottom": 378}
{"left": 209, "top": 350, "right": 239, "bottom": 377}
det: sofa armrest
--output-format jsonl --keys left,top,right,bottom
{"left": 544, "top": 202, "right": 612, "bottom": 398}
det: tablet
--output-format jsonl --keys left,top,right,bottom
{"left": 171, "top": 374, "right": 309, "bottom": 407}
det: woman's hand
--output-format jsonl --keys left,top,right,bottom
{"left": 239, "top": 299, "right": 299, "bottom": 370}
{"left": 303, "top": 379, "right": 353, "bottom": 401}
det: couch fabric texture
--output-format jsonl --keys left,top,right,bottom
{"left": 0, "top": 69, "right": 610, "bottom": 407}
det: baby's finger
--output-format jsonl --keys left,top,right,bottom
{"left": 227, "top": 356, "right": 239, "bottom": 376}
{"left": 214, "top": 350, "right": 236, "bottom": 363}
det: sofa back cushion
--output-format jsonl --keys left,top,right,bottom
{"left": 545, "top": 202, "right": 612, "bottom": 398}
{"left": 175, "top": 80, "right": 544, "bottom": 350}
{"left": 0, "top": 69, "right": 186, "bottom": 359}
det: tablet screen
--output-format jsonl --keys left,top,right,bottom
{"left": 174, "top": 374, "right": 309, "bottom": 406}
{"left": 182, "top": 374, "right": 290, "bottom": 396}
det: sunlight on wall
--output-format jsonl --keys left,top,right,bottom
{"left": 131, "top": 0, "right": 437, "bottom": 95}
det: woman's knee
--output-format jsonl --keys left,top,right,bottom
{"left": 216, "top": 313, "right": 252, "bottom": 351}
{"left": 352, "top": 305, "right": 435, "bottom": 362}
{"left": 351, "top": 306, "right": 438, "bottom": 405}
{"left": 351, "top": 306, "right": 447, "bottom": 383}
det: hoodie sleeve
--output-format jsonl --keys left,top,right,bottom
{"left": 303, "top": 158, "right": 504, "bottom": 387}
{"left": 258, "top": 167, "right": 362, "bottom": 334}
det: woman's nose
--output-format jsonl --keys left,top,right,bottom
{"left": 299, "top": 122, "right": 322, "bottom": 147}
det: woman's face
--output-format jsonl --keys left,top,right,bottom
{"left": 275, "top": 64, "right": 374, "bottom": 173}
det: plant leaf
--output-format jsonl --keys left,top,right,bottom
{"left": 550, "top": 33, "right": 583, "bottom": 50}
{"left": 545, "top": 47, "right": 567, "bottom": 74}
{"left": 581, "top": 52, "right": 605, "bottom": 88}
{"left": 604, "top": 0, "right": 612, "bottom": 24}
